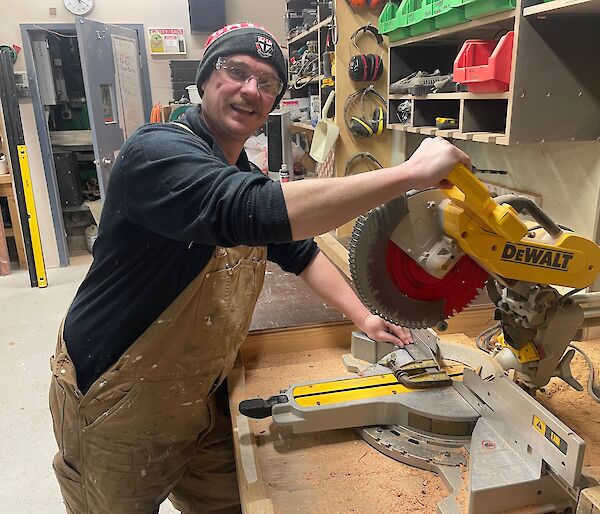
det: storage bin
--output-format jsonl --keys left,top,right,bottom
{"left": 463, "top": 0, "right": 516, "bottom": 20}
{"left": 432, "top": 0, "right": 468, "bottom": 29}
{"left": 453, "top": 31, "right": 514, "bottom": 93}
{"left": 408, "top": 0, "right": 437, "bottom": 37}
{"left": 378, "top": 0, "right": 412, "bottom": 42}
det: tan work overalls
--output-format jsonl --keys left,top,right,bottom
{"left": 49, "top": 244, "right": 266, "bottom": 513}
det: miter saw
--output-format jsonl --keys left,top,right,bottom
{"left": 240, "top": 164, "right": 600, "bottom": 513}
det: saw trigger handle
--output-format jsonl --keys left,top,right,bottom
{"left": 445, "top": 163, "right": 528, "bottom": 241}
{"left": 239, "top": 395, "right": 289, "bottom": 419}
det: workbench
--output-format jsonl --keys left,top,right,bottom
{"left": 230, "top": 263, "right": 600, "bottom": 513}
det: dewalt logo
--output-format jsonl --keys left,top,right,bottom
{"left": 501, "top": 243, "right": 574, "bottom": 271}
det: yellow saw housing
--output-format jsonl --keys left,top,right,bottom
{"left": 440, "top": 165, "right": 600, "bottom": 289}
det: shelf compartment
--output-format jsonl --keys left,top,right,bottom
{"left": 509, "top": 15, "right": 600, "bottom": 143}
{"left": 389, "top": 45, "right": 459, "bottom": 85}
{"left": 461, "top": 98, "right": 508, "bottom": 133}
{"left": 414, "top": 99, "right": 460, "bottom": 127}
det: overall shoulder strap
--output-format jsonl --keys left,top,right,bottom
{"left": 170, "top": 121, "right": 196, "bottom": 136}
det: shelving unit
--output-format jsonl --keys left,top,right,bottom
{"left": 384, "top": 0, "right": 600, "bottom": 145}
{"left": 287, "top": 15, "right": 333, "bottom": 45}
{"left": 523, "top": 0, "right": 600, "bottom": 16}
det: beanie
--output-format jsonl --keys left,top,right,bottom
{"left": 195, "top": 23, "right": 288, "bottom": 109}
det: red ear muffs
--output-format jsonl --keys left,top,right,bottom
{"left": 366, "top": 0, "right": 384, "bottom": 9}
{"left": 372, "top": 55, "right": 383, "bottom": 81}
{"left": 348, "top": 54, "right": 383, "bottom": 82}
{"left": 348, "top": 23, "right": 385, "bottom": 82}
{"left": 348, "top": 55, "right": 365, "bottom": 81}
{"left": 346, "top": 0, "right": 367, "bottom": 8}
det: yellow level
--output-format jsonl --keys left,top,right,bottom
{"left": 17, "top": 144, "right": 47, "bottom": 288}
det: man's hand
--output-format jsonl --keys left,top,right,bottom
{"left": 404, "top": 137, "right": 471, "bottom": 190}
{"left": 361, "top": 313, "right": 413, "bottom": 347}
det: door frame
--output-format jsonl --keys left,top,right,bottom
{"left": 20, "top": 22, "right": 152, "bottom": 266}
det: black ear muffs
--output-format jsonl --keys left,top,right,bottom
{"left": 348, "top": 23, "right": 385, "bottom": 83}
{"left": 371, "top": 106, "right": 385, "bottom": 135}
{"left": 349, "top": 116, "right": 374, "bottom": 138}
{"left": 344, "top": 86, "right": 387, "bottom": 139}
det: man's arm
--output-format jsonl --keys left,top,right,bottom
{"left": 282, "top": 137, "right": 470, "bottom": 241}
{"left": 299, "top": 251, "right": 413, "bottom": 346}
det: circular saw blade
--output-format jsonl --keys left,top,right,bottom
{"left": 349, "top": 192, "right": 489, "bottom": 328}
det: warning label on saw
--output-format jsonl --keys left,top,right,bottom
{"left": 533, "top": 415, "right": 568, "bottom": 454}
{"left": 501, "top": 243, "right": 574, "bottom": 271}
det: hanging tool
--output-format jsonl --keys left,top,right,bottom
{"left": 0, "top": 49, "right": 47, "bottom": 287}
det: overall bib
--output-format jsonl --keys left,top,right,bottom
{"left": 50, "top": 245, "right": 266, "bottom": 513}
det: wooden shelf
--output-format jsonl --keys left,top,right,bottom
{"left": 0, "top": 174, "right": 11, "bottom": 185}
{"left": 524, "top": 0, "right": 600, "bottom": 16}
{"left": 287, "top": 15, "right": 333, "bottom": 45}
{"left": 291, "top": 121, "right": 315, "bottom": 131}
{"left": 389, "top": 92, "right": 510, "bottom": 100}
{"left": 390, "top": 10, "right": 516, "bottom": 47}
{"left": 389, "top": 124, "right": 509, "bottom": 145}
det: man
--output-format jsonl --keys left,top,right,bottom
{"left": 49, "top": 23, "right": 471, "bottom": 514}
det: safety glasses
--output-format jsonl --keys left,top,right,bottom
{"left": 215, "top": 57, "right": 283, "bottom": 98}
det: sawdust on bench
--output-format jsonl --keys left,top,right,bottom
{"left": 241, "top": 336, "right": 600, "bottom": 513}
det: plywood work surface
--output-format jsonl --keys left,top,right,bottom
{"left": 241, "top": 345, "right": 447, "bottom": 514}
{"left": 233, "top": 332, "right": 600, "bottom": 513}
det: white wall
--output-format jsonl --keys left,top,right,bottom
{"left": 0, "top": 0, "right": 286, "bottom": 267}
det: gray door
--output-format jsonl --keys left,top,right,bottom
{"left": 76, "top": 18, "right": 147, "bottom": 198}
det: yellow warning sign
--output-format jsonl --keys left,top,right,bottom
{"left": 533, "top": 415, "right": 546, "bottom": 436}
{"left": 532, "top": 415, "right": 568, "bottom": 455}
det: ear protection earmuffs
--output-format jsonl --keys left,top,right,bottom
{"left": 345, "top": 0, "right": 385, "bottom": 10}
{"left": 345, "top": 152, "right": 384, "bottom": 176}
{"left": 348, "top": 23, "right": 385, "bottom": 82}
{"left": 344, "top": 85, "right": 387, "bottom": 139}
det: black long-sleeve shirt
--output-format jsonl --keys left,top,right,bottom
{"left": 64, "top": 106, "right": 319, "bottom": 393}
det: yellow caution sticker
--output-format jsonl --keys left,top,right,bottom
{"left": 533, "top": 415, "right": 568, "bottom": 455}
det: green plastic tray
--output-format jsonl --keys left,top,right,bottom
{"left": 378, "top": 0, "right": 413, "bottom": 41}
{"left": 463, "top": 0, "right": 516, "bottom": 19}
{"left": 432, "top": 0, "right": 468, "bottom": 29}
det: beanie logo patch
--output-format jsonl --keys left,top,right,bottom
{"left": 255, "top": 35, "right": 274, "bottom": 59}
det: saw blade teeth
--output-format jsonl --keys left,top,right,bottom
{"left": 348, "top": 191, "right": 487, "bottom": 329}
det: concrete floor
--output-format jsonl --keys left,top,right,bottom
{"left": 0, "top": 255, "right": 177, "bottom": 513}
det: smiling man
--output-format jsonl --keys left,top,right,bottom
{"left": 49, "top": 23, "right": 470, "bottom": 514}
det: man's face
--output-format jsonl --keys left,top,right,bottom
{"left": 201, "top": 53, "right": 279, "bottom": 143}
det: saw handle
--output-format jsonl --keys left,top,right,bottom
{"left": 444, "top": 163, "right": 528, "bottom": 241}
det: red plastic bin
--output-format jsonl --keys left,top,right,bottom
{"left": 453, "top": 31, "right": 514, "bottom": 93}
